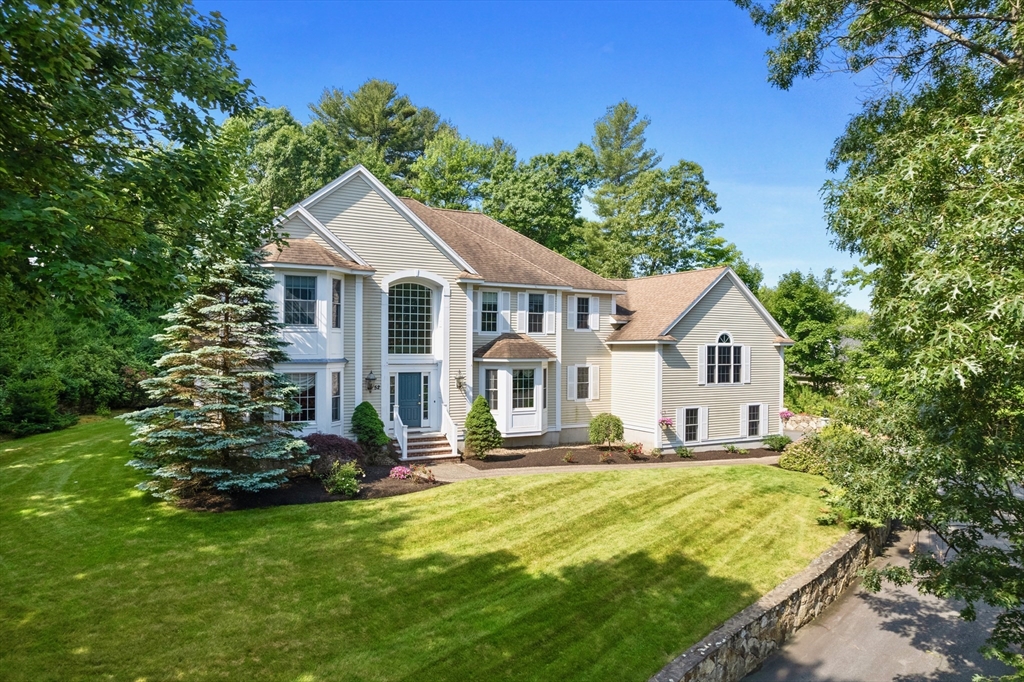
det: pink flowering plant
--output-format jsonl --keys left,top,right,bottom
{"left": 388, "top": 466, "right": 412, "bottom": 480}
{"left": 658, "top": 416, "right": 675, "bottom": 428}
{"left": 779, "top": 410, "right": 795, "bottom": 421}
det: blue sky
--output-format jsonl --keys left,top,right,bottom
{"left": 198, "top": 0, "right": 871, "bottom": 309}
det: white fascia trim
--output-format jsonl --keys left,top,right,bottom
{"left": 258, "top": 261, "right": 373, "bottom": 277}
{"left": 606, "top": 340, "right": 673, "bottom": 345}
{"left": 657, "top": 268, "right": 789, "bottom": 339}
{"left": 454, "top": 279, "right": 625, "bottom": 296}
{"left": 472, "top": 358, "right": 552, "bottom": 364}
{"left": 295, "top": 165, "right": 477, "bottom": 275}
{"left": 286, "top": 206, "right": 370, "bottom": 267}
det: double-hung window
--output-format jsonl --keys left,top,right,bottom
{"left": 331, "top": 279, "right": 342, "bottom": 329}
{"left": 484, "top": 369, "right": 498, "bottom": 410}
{"left": 284, "top": 276, "right": 316, "bottom": 326}
{"left": 480, "top": 291, "right": 498, "bottom": 333}
{"left": 528, "top": 294, "right": 544, "bottom": 333}
{"left": 576, "top": 366, "right": 590, "bottom": 400}
{"left": 705, "top": 333, "right": 743, "bottom": 384}
{"left": 684, "top": 407, "right": 700, "bottom": 443}
{"left": 331, "top": 372, "right": 341, "bottom": 422}
{"left": 285, "top": 373, "right": 316, "bottom": 422}
{"left": 747, "top": 404, "right": 761, "bottom": 437}
{"left": 512, "top": 369, "right": 535, "bottom": 409}
{"left": 576, "top": 296, "right": 590, "bottom": 330}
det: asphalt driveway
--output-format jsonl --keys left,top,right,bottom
{"left": 745, "top": 529, "right": 1014, "bottom": 681}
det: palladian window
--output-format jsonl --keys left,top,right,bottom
{"left": 388, "top": 283, "right": 432, "bottom": 354}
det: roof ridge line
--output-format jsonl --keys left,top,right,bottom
{"left": 403, "top": 199, "right": 579, "bottom": 288}
{"left": 610, "top": 266, "right": 728, "bottom": 283}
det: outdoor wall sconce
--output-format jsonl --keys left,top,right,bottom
{"left": 454, "top": 370, "right": 466, "bottom": 391}
{"left": 364, "top": 371, "right": 380, "bottom": 393}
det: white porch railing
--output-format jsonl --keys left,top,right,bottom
{"left": 393, "top": 405, "right": 408, "bottom": 460}
{"left": 442, "top": 406, "right": 458, "bottom": 457}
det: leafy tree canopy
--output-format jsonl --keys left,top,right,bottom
{"left": 410, "top": 129, "right": 511, "bottom": 210}
{"left": 1, "top": 0, "right": 259, "bottom": 315}
{"left": 738, "top": 0, "right": 1024, "bottom": 668}
{"left": 760, "top": 270, "right": 853, "bottom": 391}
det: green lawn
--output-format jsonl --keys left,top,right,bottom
{"left": 0, "top": 419, "right": 843, "bottom": 682}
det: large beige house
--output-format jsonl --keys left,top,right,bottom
{"left": 262, "top": 165, "right": 793, "bottom": 459}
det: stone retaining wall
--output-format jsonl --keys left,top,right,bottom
{"left": 650, "top": 521, "right": 893, "bottom": 682}
{"left": 783, "top": 414, "right": 830, "bottom": 432}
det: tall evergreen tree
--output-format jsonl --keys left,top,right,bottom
{"left": 122, "top": 256, "right": 310, "bottom": 500}
{"left": 310, "top": 79, "right": 441, "bottom": 192}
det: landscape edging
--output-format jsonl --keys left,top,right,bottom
{"left": 649, "top": 520, "right": 893, "bottom": 682}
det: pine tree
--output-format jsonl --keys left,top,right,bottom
{"left": 121, "top": 256, "right": 310, "bottom": 499}
{"left": 464, "top": 395, "right": 503, "bottom": 460}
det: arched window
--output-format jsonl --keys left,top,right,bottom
{"left": 706, "top": 333, "right": 742, "bottom": 384}
{"left": 388, "top": 283, "right": 432, "bottom": 354}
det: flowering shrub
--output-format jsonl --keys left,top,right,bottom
{"left": 598, "top": 452, "right": 614, "bottom": 464}
{"left": 657, "top": 416, "right": 675, "bottom": 428}
{"left": 389, "top": 466, "right": 412, "bottom": 480}
{"left": 779, "top": 409, "right": 795, "bottom": 421}
{"left": 562, "top": 451, "right": 577, "bottom": 463}
{"left": 624, "top": 442, "right": 644, "bottom": 459}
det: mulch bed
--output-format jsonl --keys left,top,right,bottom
{"left": 464, "top": 444, "right": 777, "bottom": 470}
{"left": 178, "top": 465, "right": 445, "bottom": 512}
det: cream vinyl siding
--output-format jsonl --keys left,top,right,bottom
{"left": 610, "top": 346, "right": 656, "bottom": 431}
{"left": 560, "top": 293, "right": 612, "bottom": 425}
{"left": 276, "top": 216, "right": 329, "bottom": 248}
{"left": 342, "top": 274, "right": 356, "bottom": 435}
{"left": 308, "top": 175, "right": 471, "bottom": 426}
{"left": 661, "top": 277, "right": 782, "bottom": 441}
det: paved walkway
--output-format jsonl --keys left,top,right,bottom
{"left": 745, "top": 529, "right": 1013, "bottom": 681}
{"left": 428, "top": 455, "right": 779, "bottom": 482}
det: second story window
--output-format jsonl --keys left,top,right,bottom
{"left": 284, "top": 275, "right": 316, "bottom": 326}
{"left": 480, "top": 291, "right": 498, "bottom": 333}
{"left": 389, "top": 282, "right": 432, "bottom": 354}
{"left": 528, "top": 293, "right": 544, "bottom": 333}
{"left": 706, "top": 333, "right": 742, "bottom": 384}
{"left": 331, "top": 279, "right": 342, "bottom": 329}
{"left": 576, "top": 296, "right": 590, "bottom": 330}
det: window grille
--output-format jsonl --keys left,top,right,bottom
{"left": 388, "top": 283, "right": 432, "bottom": 354}
{"left": 284, "top": 276, "right": 316, "bottom": 326}
{"left": 285, "top": 373, "right": 316, "bottom": 422}
{"left": 512, "top": 369, "right": 535, "bottom": 409}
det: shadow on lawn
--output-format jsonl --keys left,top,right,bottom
{"left": 3, "top": 422, "right": 764, "bottom": 682}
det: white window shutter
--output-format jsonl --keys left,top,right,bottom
{"left": 700, "top": 407, "right": 708, "bottom": 442}
{"left": 742, "top": 345, "right": 751, "bottom": 383}
{"left": 697, "top": 345, "right": 707, "bottom": 386}
{"left": 500, "top": 291, "right": 511, "bottom": 333}
{"left": 590, "top": 365, "right": 600, "bottom": 401}
{"left": 761, "top": 403, "right": 769, "bottom": 437}
{"left": 567, "top": 296, "right": 577, "bottom": 330}
{"left": 567, "top": 365, "right": 577, "bottom": 401}
{"left": 676, "top": 408, "right": 685, "bottom": 439}
{"left": 741, "top": 404, "right": 750, "bottom": 438}
{"left": 545, "top": 294, "right": 555, "bottom": 334}
{"left": 589, "top": 296, "right": 600, "bottom": 330}
{"left": 516, "top": 292, "right": 527, "bottom": 333}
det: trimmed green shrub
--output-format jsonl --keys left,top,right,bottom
{"left": 589, "top": 413, "right": 623, "bottom": 448}
{"left": 676, "top": 447, "right": 694, "bottom": 459}
{"left": 351, "top": 401, "right": 389, "bottom": 448}
{"left": 321, "top": 460, "right": 363, "bottom": 497}
{"left": 778, "top": 433, "right": 828, "bottom": 475}
{"left": 465, "top": 395, "right": 502, "bottom": 460}
{"left": 762, "top": 434, "right": 793, "bottom": 452}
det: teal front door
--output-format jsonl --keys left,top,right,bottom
{"left": 397, "top": 373, "right": 422, "bottom": 427}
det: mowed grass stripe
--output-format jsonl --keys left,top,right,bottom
{"left": 0, "top": 419, "right": 842, "bottom": 682}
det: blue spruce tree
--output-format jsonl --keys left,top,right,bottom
{"left": 122, "top": 256, "right": 311, "bottom": 499}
